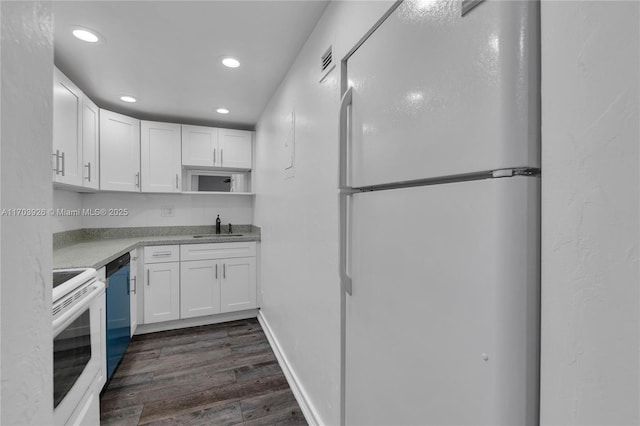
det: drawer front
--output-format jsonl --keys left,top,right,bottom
{"left": 181, "top": 242, "right": 256, "bottom": 261}
{"left": 144, "top": 245, "right": 180, "bottom": 263}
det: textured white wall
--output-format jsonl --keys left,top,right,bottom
{"left": 52, "top": 189, "right": 83, "bottom": 232}
{"left": 253, "top": 2, "right": 394, "bottom": 424}
{"left": 541, "top": 1, "right": 639, "bottom": 424}
{"left": 0, "top": 1, "right": 54, "bottom": 424}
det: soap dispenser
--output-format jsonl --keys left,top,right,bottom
{"left": 215, "top": 215, "right": 221, "bottom": 234}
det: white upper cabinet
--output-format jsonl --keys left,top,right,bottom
{"left": 182, "top": 125, "right": 217, "bottom": 167}
{"left": 100, "top": 109, "right": 141, "bottom": 192}
{"left": 141, "top": 121, "right": 182, "bottom": 193}
{"left": 218, "top": 129, "right": 252, "bottom": 169}
{"left": 52, "top": 71, "right": 254, "bottom": 194}
{"left": 81, "top": 96, "right": 100, "bottom": 190}
{"left": 182, "top": 125, "right": 252, "bottom": 169}
{"left": 53, "top": 68, "right": 83, "bottom": 186}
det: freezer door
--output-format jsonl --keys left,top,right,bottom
{"left": 345, "top": 176, "right": 540, "bottom": 425}
{"left": 346, "top": 0, "right": 540, "bottom": 188}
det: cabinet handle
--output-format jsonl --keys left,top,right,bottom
{"left": 152, "top": 251, "right": 172, "bottom": 257}
{"left": 60, "top": 151, "right": 65, "bottom": 177}
{"left": 84, "top": 162, "right": 91, "bottom": 182}
{"left": 135, "top": 172, "right": 140, "bottom": 187}
{"left": 147, "top": 269, "right": 150, "bottom": 286}
{"left": 213, "top": 149, "right": 216, "bottom": 165}
{"left": 52, "top": 151, "right": 60, "bottom": 174}
{"left": 221, "top": 149, "right": 223, "bottom": 165}
{"left": 215, "top": 263, "right": 218, "bottom": 279}
{"left": 131, "top": 276, "right": 137, "bottom": 294}
{"left": 223, "top": 263, "right": 226, "bottom": 279}
{"left": 176, "top": 174, "right": 179, "bottom": 189}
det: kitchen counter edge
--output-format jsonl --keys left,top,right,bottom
{"left": 53, "top": 234, "right": 261, "bottom": 270}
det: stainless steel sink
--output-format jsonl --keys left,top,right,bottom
{"left": 192, "top": 234, "right": 243, "bottom": 238}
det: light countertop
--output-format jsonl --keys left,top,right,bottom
{"left": 53, "top": 226, "right": 260, "bottom": 270}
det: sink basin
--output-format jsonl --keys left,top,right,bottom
{"left": 192, "top": 234, "right": 243, "bottom": 238}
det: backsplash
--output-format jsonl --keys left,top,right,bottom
{"left": 53, "top": 189, "right": 254, "bottom": 232}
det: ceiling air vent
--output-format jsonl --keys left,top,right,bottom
{"left": 319, "top": 45, "right": 335, "bottom": 82}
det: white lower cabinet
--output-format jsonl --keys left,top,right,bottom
{"left": 180, "top": 260, "right": 221, "bottom": 319}
{"left": 180, "top": 256, "right": 257, "bottom": 319}
{"left": 138, "top": 242, "right": 257, "bottom": 327}
{"left": 220, "top": 257, "right": 257, "bottom": 313}
{"left": 180, "top": 242, "right": 257, "bottom": 319}
{"left": 143, "top": 260, "right": 180, "bottom": 324}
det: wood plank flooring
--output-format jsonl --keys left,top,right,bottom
{"left": 100, "top": 319, "right": 307, "bottom": 426}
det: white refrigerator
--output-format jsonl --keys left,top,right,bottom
{"left": 339, "top": 1, "right": 540, "bottom": 424}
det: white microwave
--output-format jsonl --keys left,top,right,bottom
{"left": 185, "top": 170, "right": 250, "bottom": 193}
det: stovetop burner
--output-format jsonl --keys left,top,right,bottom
{"left": 52, "top": 268, "right": 98, "bottom": 303}
{"left": 53, "top": 270, "right": 85, "bottom": 288}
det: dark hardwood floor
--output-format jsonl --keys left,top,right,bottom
{"left": 100, "top": 319, "right": 308, "bottom": 426}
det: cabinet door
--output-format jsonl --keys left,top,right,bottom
{"left": 180, "top": 260, "right": 221, "bottom": 319}
{"left": 129, "top": 250, "right": 138, "bottom": 336}
{"left": 100, "top": 109, "right": 141, "bottom": 192}
{"left": 81, "top": 96, "right": 100, "bottom": 190}
{"left": 144, "top": 262, "right": 180, "bottom": 324}
{"left": 220, "top": 257, "right": 256, "bottom": 313}
{"left": 141, "top": 121, "right": 182, "bottom": 192}
{"left": 181, "top": 125, "right": 217, "bottom": 167}
{"left": 53, "top": 68, "right": 83, "bottom": 186}
{"left": 218, "top": 129, "right": 252, "bottom": 169}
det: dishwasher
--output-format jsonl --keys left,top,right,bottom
{"left": 105, "top": 252, "right": 131, "bottom": 381}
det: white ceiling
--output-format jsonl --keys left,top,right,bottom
{"left": 53, "top": 1, "right": 329, "bottom": 130}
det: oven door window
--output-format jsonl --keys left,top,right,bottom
{"left": 54, "top": 309, "right": 92, "bottom": 408}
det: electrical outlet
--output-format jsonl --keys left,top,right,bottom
{"left": 160, "top": 206, "right": 174, "bottom": 217}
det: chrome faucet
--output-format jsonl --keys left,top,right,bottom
{"left": 215, "top": 215, "right": 221, "bottom": 234}
{"left": 228, "top": 223, "right": 232, "bottom": 234}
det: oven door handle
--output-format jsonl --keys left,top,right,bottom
{"left": 53, "top": 281, "right": 105, "bottom": 337}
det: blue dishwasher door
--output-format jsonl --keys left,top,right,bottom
{"left": 106, "top": 263, "right": 131, "bottom": 380}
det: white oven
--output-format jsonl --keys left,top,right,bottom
{"left": 53, "top": 268, "right": 105, "bottom": 426}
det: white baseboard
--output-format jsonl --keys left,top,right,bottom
{"left": 258, "top": 311, "right": 321, "bottom": 426}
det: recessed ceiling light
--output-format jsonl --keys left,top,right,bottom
{"left": 221, "top": 57, "right": 240, "bottom": 68}
{"left": 72, "top": 29, "right": 99, "bottom": 43}
{"left": 216, "top": 108, "right": 230, "bottom": 114}
{"left": 120, "top": 96, "right": 137, "bottom": 103}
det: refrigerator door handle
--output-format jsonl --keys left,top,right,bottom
{"left": 339, "top": 87, "right": 353, "bottom": 189}
{"left": 339, "top": 86, "right": 354, "bottom": 296}
{"left": 340, "top": 191, "right": 353, "bottom": 296}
